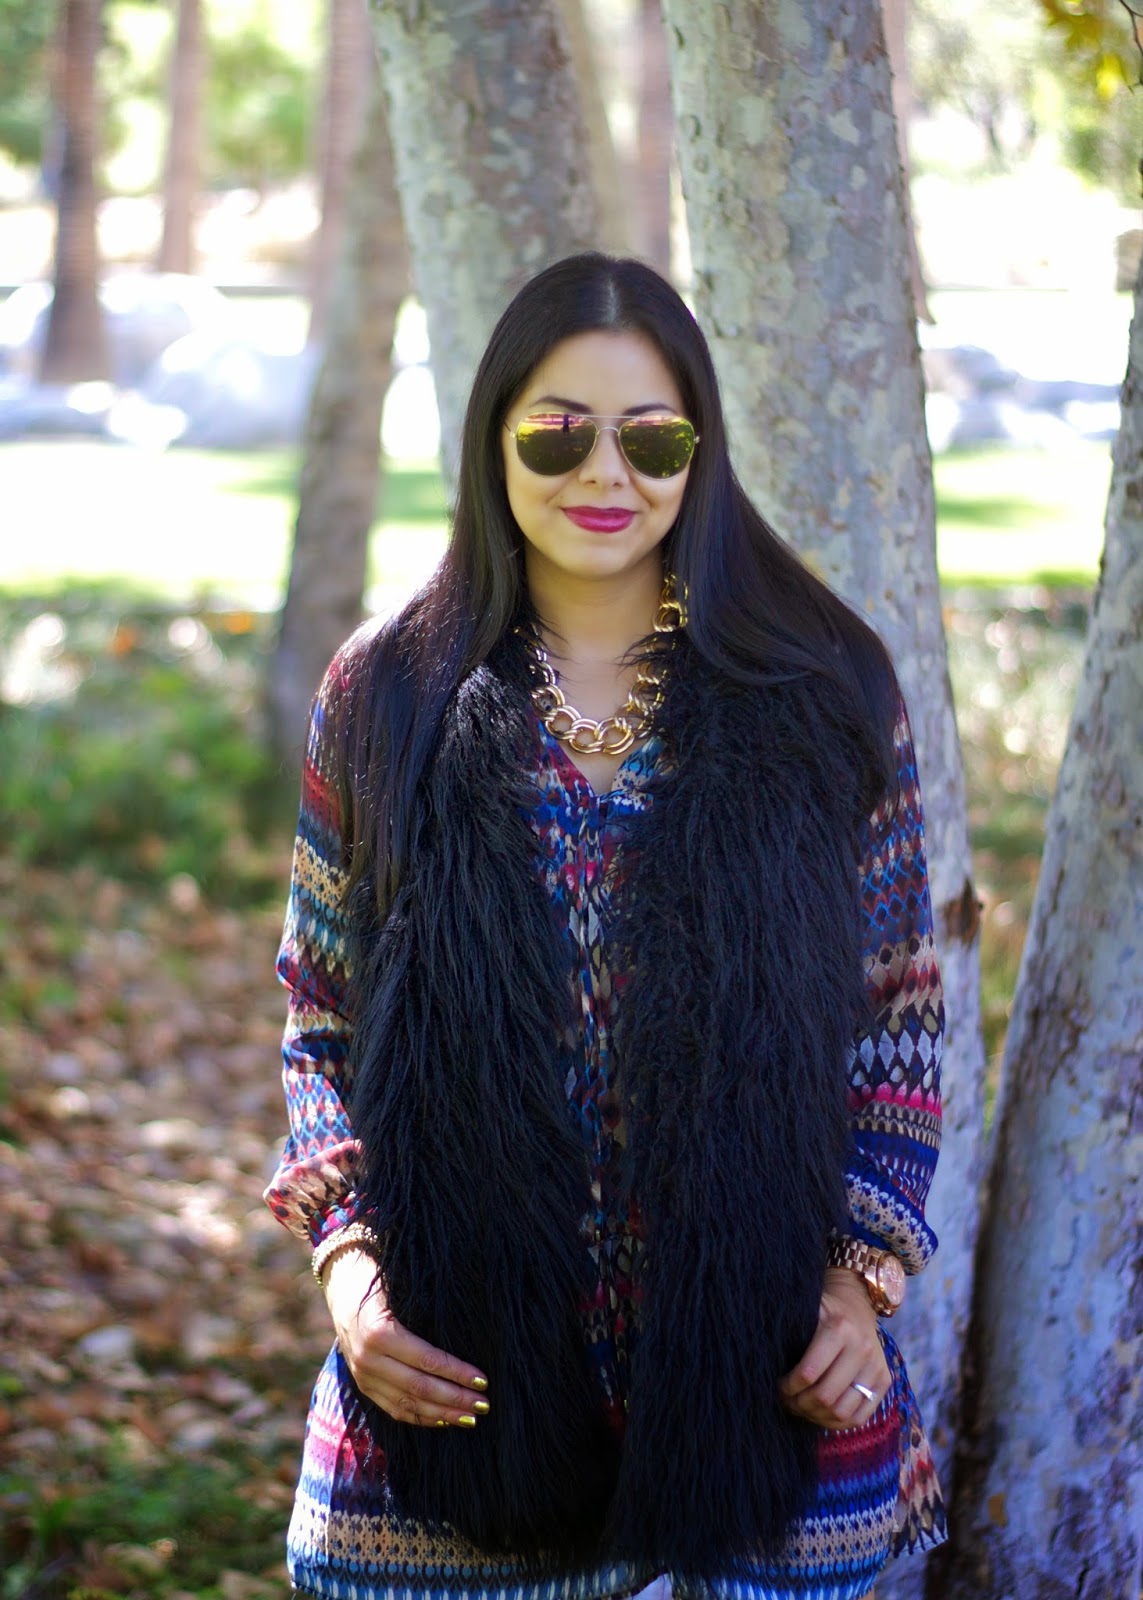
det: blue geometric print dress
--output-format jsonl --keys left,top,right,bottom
{"left": 266, "top": 654, "right": 948, "bottom": 1600}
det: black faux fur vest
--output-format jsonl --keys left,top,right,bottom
{"left": 346, "top": 628, "right": 877, "bottom": 1580}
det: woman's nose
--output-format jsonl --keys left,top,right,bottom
{"left": 578, "top": 426, "right": 629, "bottom": 483}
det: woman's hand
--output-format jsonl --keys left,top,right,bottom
{"left": 778, "top": 1267, "right": 892, "bottom": 1431}
{"left": 323, "top": 1248, "right": 491, "bottom": 1428}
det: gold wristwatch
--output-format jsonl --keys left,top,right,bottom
{"left": 827, "top": 1237, "right": 906, "bottom": 1317}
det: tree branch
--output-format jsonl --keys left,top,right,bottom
{"left": 1119, "top": 0, "right": 1143, "bottom": 84}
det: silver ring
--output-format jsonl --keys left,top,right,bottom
{"left": 851, "top": 1381, "right": 877, "bottom": 1403}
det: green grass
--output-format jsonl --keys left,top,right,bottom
{"left": 934, "top": 440, "right": 1112, "bottom": 584}
{"left": 942, "top": 586, "right": 1090, "bottom": 1079}
{"left": 0, "top": 482, "right": 1097, "bottom": 1593}
{"left": 0, "top": 436, "right": 1112, "bottom": 605}
{"left": 1, "top": 442, "right": 448, "bottom": 610}
{"left": 0, "top": 1437, "right": 287, "bottom": 1600}
{"left": 0, "top": 584, "right": 294, "bottom": 902}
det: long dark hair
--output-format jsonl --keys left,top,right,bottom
{"left": 334, "top": 252, "right": 900, "bottom": 910}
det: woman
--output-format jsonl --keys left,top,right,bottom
{"left": 265, "top": 253, "right": 947, "bottom": 1600}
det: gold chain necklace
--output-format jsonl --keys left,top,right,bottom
{"left": 524, "top": 574, "right": 687, "bottom": 757}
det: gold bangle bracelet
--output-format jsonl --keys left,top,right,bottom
{"left": 311, "top": 1221, "right": 382, "bottom": 1286}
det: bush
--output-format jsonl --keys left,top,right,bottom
{"left": 0, "top": 1434, "right": 286, "bottom": 1599}
{"left": 0, "top": 586, "right": 292, "bottom": 903}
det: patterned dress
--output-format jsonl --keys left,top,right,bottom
{"left": 265, "top": 661, "right": 948, "bottom": 1600}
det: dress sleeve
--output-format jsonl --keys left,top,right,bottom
{"left": 843, "top": 697, "right": 944, "bottom": 1274}
{"left": 262, "top": 652, "right": 364, "bottom": 1249}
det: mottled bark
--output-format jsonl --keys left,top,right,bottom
{"left": 157, "top": 0, "right": 203, "bottom": 275}
{"left": 39, "top": 0, "right": 109, "bottom": 384}
{"left": 661, "top": 2, "right": 986, "bottom": 1557}
{"left": 557, "top": 0, "right": 631, "bottom": 256}
{"left": 934, "top": 255, "right": 1143, "bottom": 1600}
{"left": 307, "top": 0, "right": 374, "bottom": 342}
{"left": 367, "top": 0, "right": 600, "bottom": 485}
{"left": 269, "top": 66, "right": 409, "bottom": 769}
{"left": 636, "top": 0, "right": 672, "bottom": 275}
{"left": 880, "top": 0, "right": 931, "bottom": 324}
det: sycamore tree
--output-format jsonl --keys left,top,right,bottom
{"left": 933, "top": 240, "right": 1142, "bottom": 1600}
{"left": 269, "top": 0, "right": 602, "bottom": 755}
{"left": 39, "top": 0, "right": 110, "bottom": 384}
{"left": 659, "top": 19, "right": 986, "bottom": 1589}
{"left": 156, "top": 0, "right": 204, "bottom": 273}
{"left": 306, "top": 0, "right": 374, "bottom": 342}
{"left": 268, "top": 61, "right": 409, "bottom": 767}
{"left": 365, "top": 0, "right": 600, "bottom": 485}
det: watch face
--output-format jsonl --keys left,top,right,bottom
{"left": 876, "top": 1254, "right": 906, "bottom": 1307}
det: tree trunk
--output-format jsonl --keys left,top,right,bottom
{"left": 268, "top": 64, "right": 409, "bottom": 769}
{"left": 555, "top": 0, "right": 631, "bottom": 257}
{"left": 157, "top": 0, "right": 203, "bottom": 275}
{"left": 366, "top": 0, "right": 600, "bottom": 486}
{"left": 635, "top": 0, "right": 672, "bottom": 276}
{"left": 307, "top": 0, "right": 374, "bottom": 343}
{"left": 933, "top": 256, "right": 1143, "bottom": 1600}
{"left": 39, "top": 0, "right": 109, "bottom": 384}
{"left": 660, "top": 5, "right": 986, "bottom": 1572}
{"left": 880, "top": 0, "right": 932, "bottom": 324}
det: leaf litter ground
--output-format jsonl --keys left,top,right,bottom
{"left": 0, "top": 584, "right": 1091, "bottom": 1598}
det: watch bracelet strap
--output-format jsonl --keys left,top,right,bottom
{"left": 826, "top": 1235, "right": 888, "bottom": 1276}
{"left": 311, "top": 1220, "right": 383, "bottom": 1286}
{"left": 826, "top": 1234, "right": 905, "bottom": 1317}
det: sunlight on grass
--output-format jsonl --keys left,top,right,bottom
{"left": 2, "top": 441, "right": 448, "bottom": 610}
{"left": 934, "top": 440, "right": 1111, "bottom": 583}
{"left": 0, "top": 436, "right": 1112, "bottom": 605}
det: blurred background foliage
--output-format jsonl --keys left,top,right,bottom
{"left": 0, "top": 587, "right": 280, "bottom": 899}
{"left": 0, "top": 2, "right": 57, "bottom": 169}
{"left": 0, "top": 0, "right": 1136, "bottom": 1592}
{"left": 910, "top": 0, "right": 1140, "bottom": 199}
{"left": 0, "top": 561, "right": 1094, "bottom": 1079}
{"left": 0, "top": 0, "right": 319, "bottom": 193}
{"left": 0, "top": 0, "right": 1137, "bottom": 198}
{"left": 0, "top": 0, "right": 1132, "bottom": 1348}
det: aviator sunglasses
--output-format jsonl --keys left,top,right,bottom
{"left": 507, "top": 411, "right": 699, "bottom": 480}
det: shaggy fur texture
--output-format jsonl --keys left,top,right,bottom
{"left": 346, "top": 629, "right": 877, "bottom": 1578}
{"left": 602, "top": 637, "right": 872, "bottom": 1574}
{"left": 347, "top": 646, "right": 621, "bottom": 1563}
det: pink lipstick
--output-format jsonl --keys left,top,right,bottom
{"left": 562, "top": 507, "right": 636, "bottom": 532}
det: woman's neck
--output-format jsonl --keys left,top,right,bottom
{"left": 525, "top": 556, "right": 665, "bottom": 667}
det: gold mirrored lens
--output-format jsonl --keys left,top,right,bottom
{"left": 514, "top": 414, "right": 596, "bottom": 474}
{"left": 618, "top": 417, "right": 696, "bottom": 478}
{"left": 513, "top": 413, "right": 696, "bottom": 478}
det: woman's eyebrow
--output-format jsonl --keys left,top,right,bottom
{"left": 528, "top": 394, "right": 678, "bottom": 416}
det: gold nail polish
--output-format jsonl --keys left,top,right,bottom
{"left": 455, "top": 1413, "right": 478, "bottom": 1428}
{"left": 470, "top": 1376, "right": 489, "bottom": 1391}
{"left": 435, "top": 1419, "right": 447, "bottom": 1428}
{"left": 472, "top": 1399, "right": 491, "bottom": 1415}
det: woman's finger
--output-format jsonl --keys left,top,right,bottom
{"left": 779, "top": 1316, "right": 847, "bottom": 1400}
{"left": 359, "top": 1308, "right": 489, "bottom": 1394}
{"left": 341, "top": 1310, "right": 491, "bottom": 1426}
{"left": 355, "top": 1350, "right": 492, "bottom": 1423}
{"left": 800, "top": 1347, "right": 862, "bottom": 1414}
{"left": 825, "top": 1380, "right": 873, "bottom": 1428}
{"left": 344, "top": 1354, "right": 487, "bottom": 1428}
{"left": 785, "top": 1362, "right": 888, "bottom": 1429}
{"left": 379, "top": 1385, "right": 483, "bottom": 1429}
{"left": 810, "top": 1340, "right": 887, "bottom": 1413}
{"left": 785, "top": 1387, "right": 863, "bottom": 1430}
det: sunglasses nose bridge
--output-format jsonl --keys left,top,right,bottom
{"left": 577, "top": 422, "right": 630, "bottom": 479}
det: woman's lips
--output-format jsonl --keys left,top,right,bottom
{"left": 562, "top": 506, "right": 636, "bottom": 532}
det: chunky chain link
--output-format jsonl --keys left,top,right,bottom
{"left": 523, "top": 574, "right": 687, "bottom": 757}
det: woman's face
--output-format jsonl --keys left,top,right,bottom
{"left": 501, "top": 330, "right": 692, "bottom": 590}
